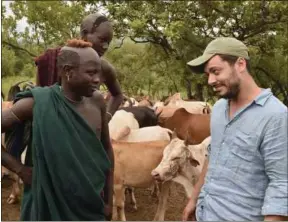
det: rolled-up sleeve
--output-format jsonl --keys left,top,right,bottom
{"left": 260, "top": 112, "right": 288, "bottom": 216}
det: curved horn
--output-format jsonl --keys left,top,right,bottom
{"left": 123, "top": 95, "right": 133, "bottom": 107}
{"left": 12, "top": 80, "right": 31, "bottom": 87}
{"left": 156, "top": 108, "right": 163, "bottom": 119}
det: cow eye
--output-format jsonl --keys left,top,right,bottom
{"left": 172, "top": 157, "right": 180, "bottom": 161}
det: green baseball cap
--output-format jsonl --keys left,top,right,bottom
{"left": 187, "top": 37, "right": 250, "bottom": 73}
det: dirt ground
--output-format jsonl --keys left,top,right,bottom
{"left": 2, "top": 177, "right": 188, "bottom": 221}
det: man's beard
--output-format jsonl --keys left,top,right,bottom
{"left": 218, "top": 71, "right": 240, "bottom": 99}
{"left": 219, "top": 82, "right": 240, "bottom": 99}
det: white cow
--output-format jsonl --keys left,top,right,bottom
{"left": 115, "top": 125, "right": 172, "bottom": 142}
{"left": 152, "top": 101, "right": 164, "bottom": 110}
{"left": 108, "top": 110, "right": 139, "bottom": 140}
{"left": 151, "top": 134, "right": 211, "bottom": 198}
{"left": 123, "top": 97, "right": 139, "bottom": 107}
{"left": 166, "top": 93, "right": 212, "bottom": 114}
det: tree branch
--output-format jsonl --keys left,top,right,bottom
{"left": 255, "top": 66, "right": 288, "bottom": 101}
{"left": 2, "top": 40, "right": 37, "bottom": 57}
{"left": 129, "top": 37, "right": 151, "bottom": 44}
{"left": 112, "top": 37, "right": 125, "bottom": 50}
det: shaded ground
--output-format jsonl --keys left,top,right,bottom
{"left": 1, "top": 178, "right": 21, "bottom": 221}
{"left": 1, "top": 178, "right": 187, "bottom": 221}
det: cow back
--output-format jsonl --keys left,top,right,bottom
{"left": 119, "top": 106, "right": 158, "bottom": 128}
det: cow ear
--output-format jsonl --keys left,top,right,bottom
{"left": 190, "top": 158, "right": 200, "bottom": 167}
{"left": 184, "top": 136, "right": 189, "bottom": 146}
{"left": 174, "top": 93, "right": 181, "bottom": 100}
{"left": 188, "top": 152, "right": 200, "bottom": 167}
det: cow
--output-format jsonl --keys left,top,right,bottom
{"left": 112, "top": 140, "right": 172, "bottom": 221}
{"left": 114, "top": 125, "right": 172, "bottom": 142}
{"left": 158, "top": 107, "right": 210, "bottom": 145}
{"left": 108, "top": 110, "right": 139, "bottom": 140}
{"left": 119, "top": 106, "right": 158, "bottom": 128}
{"left": 122, "top": 97, "right": 138, "bottom": 107}
{"left": 165, "top": 92, "right": 212, "bottom": 114}
{"left": 151, "top": 134, "right": 211, "bottom": 198}
{"left": 113, "top": 125, "right": 173, "bottom": 211}
{"left": 152, "top": 101, "right": 164, "bottom": 110}
{"left": 137, "top": 96, "right": 153, "bottom": 108}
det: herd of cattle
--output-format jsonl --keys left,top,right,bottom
{"left": 2, "top": 82, "right": 213, "bottom": 221}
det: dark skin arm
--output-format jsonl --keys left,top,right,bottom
{"left": 1, "top": 98, "right": 34, "bottom": 184}
{"left": 101, "top": 59, "right": 123, "bottom": 120}
{"left": 264, "top": 215, "right": 288, "bottom": 221}
{"left": 98, "top": 94, "right": 114, "bottom": 221}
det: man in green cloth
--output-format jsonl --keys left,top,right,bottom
{"left": 1, "top": 39, "right": 114, "bottom": 221}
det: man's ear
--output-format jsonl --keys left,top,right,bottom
{"left": 63, "top": 65, "right": 74, "bottom": 74}
{"left": 236, "top": 57, "right": 247, "bottom": 73}
{"left": 62, "top": 65, "right": 76, "bottom": 80}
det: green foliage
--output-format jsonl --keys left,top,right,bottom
{"left": 2, "top": 46, "right": 17, "bottom": 77}
{"left": 1, "top": 0, "right": 288, "bottom": 104}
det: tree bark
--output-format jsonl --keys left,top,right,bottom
{"left": 195, "top": 83, "right": 204, "bottom": 101}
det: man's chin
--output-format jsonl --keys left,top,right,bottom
{"left": 218, "top": 92, "right": 237, "bottom": 100}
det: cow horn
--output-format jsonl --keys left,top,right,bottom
{"left": 171, "top": 128, "right": 177, "bottom": 139}
{"left": 123, "top": 95, "right": 133, "bottom": 107}
{"left": 184, "top": 128, "right": 191, "bottom": 146}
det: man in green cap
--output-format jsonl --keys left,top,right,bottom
{"left": 182, "top": 37, "right": 287, "bottom": 221}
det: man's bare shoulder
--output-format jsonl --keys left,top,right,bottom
{"left": 101, "top": 58, "right": 114, "bottom": 72}
{"left": 2, "top": 97, "right": 34, "bottom": 131}
{"left": 101, "top": 58, "right": 117, "bottom": 80}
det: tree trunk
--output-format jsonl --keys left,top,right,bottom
{"left": 186, "top": 79, "right": 193, "bottom": 99}
{"left": 195, "top": 83, "right": 204, "bottom": 101}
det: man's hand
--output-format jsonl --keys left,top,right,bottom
{"left": 18, "top": 165, "right": 33, "bottom": 185}
{"left": 182, "top": 198, "right": 197, "bottom": 221}
{"left": 104, "top": 204, "right": 113, "bottom": 221}
{"left": 264, "top": 215, "right": 288, "bottom": 221}
{"left": 106, "top": 112, "right": 112, "bottom": 123}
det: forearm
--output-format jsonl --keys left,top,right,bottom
{"left": 191, "top": 159, "right": 209, "bottom": 202}
{"left": 261, "top": 113, "right": 288, "bottom": 217}
{"left": 264, "top": 215, "right": 288, "bottom": 221}
{"left": 106, "top": 94, "right": 123, "bottom": 116}
{"left": 1, "top": 145, "right": 24, "bottom": 175}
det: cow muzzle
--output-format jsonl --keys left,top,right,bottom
{"left": 151, "top": 170, "right": 163, "bottom": 182}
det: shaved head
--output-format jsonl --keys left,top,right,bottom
{"left": 80, "top": 13, "right": 113, "bottom": 56}
{"left": 80, "top": 13, "right": 109, "bottom": 37}
{"left": 57, "top": 39, "right": 100, "bottom": 69}
{"left": 60, "top": 46, "right": 100, "bottom": 66}
{"left": 57, "top": 39, "right": 102, "bottom": 97}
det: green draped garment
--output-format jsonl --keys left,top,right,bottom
{"left": 15, "top": 84, "right": 111, "bottom": 221}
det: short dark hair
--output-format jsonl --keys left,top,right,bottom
{"left": 218, "top": 54, "right": 251, "bottom": 73}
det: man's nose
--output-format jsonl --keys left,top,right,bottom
{"left": 92, "top": 75, "right": 101, "bottom": 86}
{"left": 208, "top": 74, "right": 216, "bottom": 86}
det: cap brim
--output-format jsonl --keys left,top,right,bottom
{"left": 187, "top": 54, "right": 214, "bottom": 74}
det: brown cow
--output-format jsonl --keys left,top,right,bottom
{"left": 158, "top": 108, "right": 210, "bottom": 145}
{"left": 112, "top": 139, "right": 172, "bottom": 221}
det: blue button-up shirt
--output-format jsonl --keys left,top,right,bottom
{"left": 196, "top": 88, "right": 288, "bottom": 221}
